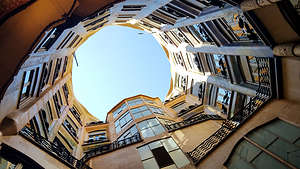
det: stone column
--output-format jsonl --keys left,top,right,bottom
{"left": 161, "top": 6, "right": 239, "bottom": 31}
{"left": 207, "top": 76, "right": 257, "bottom": 96}
{"left": 186, "top": 44, "right": 273, "bottom": 58}
{"left": 273, "top": 43, "right": 300, "bottom": 57}
{"left": 240, "top": 0, "right": 281, "bottom": 11}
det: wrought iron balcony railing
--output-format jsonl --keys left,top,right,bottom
{"left": 19, "top": 126, "right": 91, "bottom": 169}
{"left": 165, "top": 114, "right": 223, "bottom": 132}
{"left": 177, "top": 104, "right": 200, "bottom": 117}
{"left": 187, "top": 57, "right": 272, "bottom": 165}
{"left": 81, "top": 133, "right": 142, "bottom": 163}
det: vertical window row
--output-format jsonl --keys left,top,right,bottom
{"left": 18, "top": 67, "right": 40, "bottom": 108}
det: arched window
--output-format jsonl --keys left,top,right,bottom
{"left": 225, "top": 119, "right": 300, "bottom": 169}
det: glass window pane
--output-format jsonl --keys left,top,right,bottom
{"left": 141, "top": 128, "right": 155, "bottom": 138}
{"left": 149, "top": 141, "right": 163, "bottom": 150}
{"left": 116, "top": 126, "right": 121, "bottom": 134}
{"left": 169, "top": 149, "right": 190, "bottom": 168}
{"left": 264, "top": 120, "right": 300, "bottom": 143}
{"left": 236, "top": 140, "right": 261, "bottom": 162}
{"left": 133, "top": 113, "right": 143, "bottom": 119}
{"left": 162, "top": 138, "right": 178, "bottom": 152}
{"left": 267, "top": 138, "right": 300, "bottom": 168}
{"left": 138, "top": 145, "right": 153, "bottom": 160}
{"left": 120, "top": 117, "right": 126, "bottom": 127}
{"left": 152, "top": 125, "right": 165, "bottom": 135}
{"left": 252, "top": 152, "right": 289, "bottom": 169}
{"left": 130, "top": 125, "right": 138, "bottom": 135}
{"left": 227, "top": 153, "right": 255, "bottom": 169}
{"left": 147, "top": 118, "right": 159, "bottom": 127}
{"left": 125, "top": 113, "right": 132, "bottom": 122}
{"left": 138, "top": 121, "right": 149, "bottom": 130}
{"left": 142, "top": 158, "right": 160, "bottom": 169}
{"left": 247, "top": 128, "right": 277, "bottom": 148}
{"left": 143, "top": 110, "right": 152, "bottom": 116}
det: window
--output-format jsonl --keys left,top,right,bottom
{"left": 173, "top": 52, "right": 185, "bottom": 68}
{"left": 39, "top": 108, "right": 51, "bottom": 133}
{"left": 115, "top": 111, "right": 133, "bottom": 134}
{"left": 138, "top": 118, "right": 165, "bottom": 138}
{"left": 171, "top": 101, "right": 186, "bottom": 113}
{"left": 53, "top": 137, "right": 72, "bottom": 153}
{"left": 38, "top": 60, "right": 52, "bottom": 94}
{"left": 188, "top": 53, "right": 204, "bottom": 73}
{"left": 0, "top": 156, "right": 21, "bottom": 169}
{"left": 144, "top": 99, "right": 155, "bottom": 105}
{"left": 246, "top": 56, "right": 259, "bottom": 83}
{"left": 53, "top": 92, "right": 62, "bottom": 116}
{"left": 158, "top": 118, "right": 175, "bottom": 125}
{"left": 20, "top": 70, "right": 34, "bottom": 100}
{"left": 61, "top": 56, "right": 68, "bottom": 76}
{"left": 226, "top": 119, "right": 300, "bottom": 169}
{"left": 87, "top": 130, "right": 107, "bottom": 143}
{"left": 216, "top": 88, "right": 231, "bottom": 115}
{"left": 121, "top": 5, "right": 146, "bottom": 11}
{"left": 189, "top": 23, "right": 213, "bottom": 43}
{"left": 137, "top": 138, "right": 190, "bottom": 169}
{"left": 113, "top": 103, "right": 127, "bottom": 119}
{"left": 212, "top": 54, "right": 230, "bottom": 78}
{"left": 131, "top": 106, "right": 152, "bottom": 119}
{"left": 69, "top": 106, "right": 82, "bottom": 125}
{"left": 149, "top": 106, "right": 164, "bottom": 115}
{"left": 62, "top": 83, "right": 69, "bottom": 104}
{"left": 63, "top": 116, "right": 78, "bottom": 139}
{"left": 35, "top": 28, "right": 63, "bottom": 52}
{"left": 18, "top": 68, "right": 39, "bottom": 107}
{"left": 52, "top": 58, "right": 62, "bottom": 84}
{"left": 191, "top": 81, "right": 205, "bottom": 102}
{"left": 127, "top": 99, "right": 143, "bottom": 107}
{"left": 223, "top": 12, "right": 260, "bottom": 42}
{"left": 118, "top": 125, "right": 138, "bottom": 141}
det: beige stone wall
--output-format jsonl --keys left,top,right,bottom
{"left": 90, "top": 144, "right": 144, "bottom": 169}
{"left": 171, "top": 120, "right": 223, "bottom": 152}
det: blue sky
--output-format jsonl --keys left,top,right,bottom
{"left": 72, "top": 25, "right": 170, "bottom": 121}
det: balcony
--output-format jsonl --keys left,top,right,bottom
{"left": 19, "top": 126, "right": 91, "bottom": 169}
{"left": 186, "top": 58, "right": 273, "bottom": 165}
{"left": 165, "top": 114, "right": 223, "bottom": 132}
{"left": 81, "top": 133, "right": 142, "bottom": 163}
{"left": 177, "top": 104, "right": 201, "bottom": 117}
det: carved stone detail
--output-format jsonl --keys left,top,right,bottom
{"left": 240, "top": 0, "right": 281, "bottom": 11}
{"left": 273, "top": 43, "right": 300, "bottom": 57}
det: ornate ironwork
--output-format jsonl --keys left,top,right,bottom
{"left": 19, "top": 126, "right": 91, "bottom": 169}
{"left": 187, "top": 57, "right": 272, "bottom": 165}
{"left": 81, "top": 133, "right": 142, "bottom": 163}
{"left": 165, "top": 114, "right": 223, "bottom": 132}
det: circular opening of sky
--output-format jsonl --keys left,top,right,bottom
{"left": 72, "top": 25, "right": 170, "bottom": 120}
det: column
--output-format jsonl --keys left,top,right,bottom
{"left": 161, "top": 6, "right": 239, "bottom": 31}
{"left": 273, "top": 43, "right": 300, "bottom": 57}
{"left": 240, "top": 0, "right": 281, "bottom": 11}
{"left": 207, "top": 76, "right": 257, "bottom": 96}
{"left": 186, "top": 44, "right": 273, "bottom": 57}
